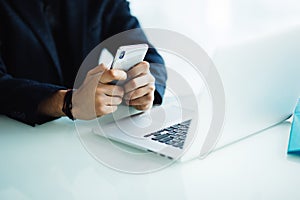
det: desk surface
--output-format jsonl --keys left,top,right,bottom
{"left": 1, "top": 115, "right": 300, "bottom": 200}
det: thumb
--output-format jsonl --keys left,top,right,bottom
{"left": 87, "top": 63, "right": 109, "bottom": 76}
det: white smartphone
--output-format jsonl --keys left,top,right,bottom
{"left": 110, "top": 44, "right": 149, "bottom": 71}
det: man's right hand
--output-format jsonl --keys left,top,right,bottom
{"left": 72, "top": 64, "right": 127, "bottom": 120}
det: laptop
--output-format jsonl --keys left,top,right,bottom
{"left": 212, "top": 26, "right": 300, "bottom": 150}
{"left": 93, "top": 26, "right": 300, "bottom": 162}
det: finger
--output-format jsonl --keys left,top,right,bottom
{"left": 127, "top": 61, "right": 150, "bottom": 79}
{"left": 99, "top": 69, "right": 127, "bottom": 84}
{"left": 87, "top": 63, "right": 108, "bottom": 76}
{"left": 127, "top": 93, "right": 154, "bottom": 106}
{"left": 124, "top": 74, "right": 155, "bottom": 93}
{"left": 95, "top": 94, "right": 122, "bottom": 107}
{"left": 97, "top": 84, "right": 124, "bottom": 97}
{"left": 96, "top": 93, "right": 123, "bottom": 106}
{"left": 105, "top": 96, "right": 123, "bottom": 106}
{"left": 96, "top": 105, "right": 118, "bottom": 117}
{"left": 124, "top": 83, "right": 155, "bottom": 101}
{"left": 134, "top": 104, "right": 153, "bottom": 111}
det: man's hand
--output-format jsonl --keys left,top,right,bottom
{"left": 123, "top": 61, "right": 155, "bottom": 111}
{"left": 72, "top": 64, "right": 127, "bottom": 120}
{"left": 37, "top": 62, "right": 154, "bottom": 120}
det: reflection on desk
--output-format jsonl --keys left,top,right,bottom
{"left": 1, "top": 114, "right": 300, "bottom": 200}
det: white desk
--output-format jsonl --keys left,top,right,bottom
{"left": 1, "top": 115, "right": 300, "bottom": 200}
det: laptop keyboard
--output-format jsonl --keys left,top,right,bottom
{"left": 144, "top": 120, "right": 191, "bottom": 149}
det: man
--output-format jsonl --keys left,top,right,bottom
{"left": 0, "top": 0, "right": 167, "bottom": 125}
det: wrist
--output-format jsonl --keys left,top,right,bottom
{"left": 62, "top": 89, "right": 75, "bottom": 120}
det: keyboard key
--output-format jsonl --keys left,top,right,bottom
{"left": 179, "top": 135, "right": 186, "bottom": 140}
{"left": 172, "top": 142, "right": 179, "bottom": 147}
{"left": 144, "top": 119, "right": 192, "bottom": 149}
{"left": 166, "top": 140, "right": 176, "bottom": 145}
{"left": 153, "top": 132, "right": 161, "bottom": 136}
{"left": 144, "top": 132, "right": 155, "bottom": 137}
{"left": 172, "top": 136, "right": 182, "bottom": 141}
{"left": 177, "top": 133, "right": 187, "bottom": 136}
{"left": 152, "top": 134, "right": 169, "bottom": 141}
{"left": 159, "top": 130, "right": 169, "bottom": 135}
{"left": 158, "top": 136, "right": 173, "bottom": 143}
{"left": 173, "top": 142, "right": 184, "bottom": 148}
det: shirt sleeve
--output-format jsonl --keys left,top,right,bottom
{"left": 0, "top": 56, "right": 65, "bottom": 126}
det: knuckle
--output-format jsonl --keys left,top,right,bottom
{"left": 130, "top": 80, "right": 137, "bottom": 89}
{"left": 105, "top": 106, "right": 114, "bottom": 114}
{"left": 109, "top": 98, "right": 114, "bottom": 105}
{"left": 107, "top": 70, "right": 115, "bottom": 78}
{"left": 98, "top": 105, "right": 106, "bottom": 114}
{"left": 98, "top": 73, "right": 106, "bottom": 81}
{"left": 97, "top": 87, "right": 108, "bottom": 96}
{"left": 96, "top": 96, "right": 104, "bottom": 107}
{"left": 116, "top": 86, "right": 124, "bottom": 96}
{"left": 147, "top": 94, "right": 154, "bottom": 101}
{"left": 150, "top": 75, "right": 155, "bottom": 82}
{"left": 141, "top": 61, "right": 150, "bottom": 69}
{"left": 110, "top": 86, "right": 118, "bottom": 95}
{"left": 149, "top": 84, "right": 155, "bottom": 92}
{"left": 142, "top": 105, "right": 149, "bottom": 110}
{"left": 119, "top": 88, "right": 125, "bottom": 97}
{"left": 129, "top": 94, "right": 135, "bottom": 101}
{"left": 133, "top": 90, "right": 140, "bottom": 98}
{"left": 117, "top": 97, "right": 122, "bottom": 104}
{"left": 139, "top": 104, "right": 148, "bottom": 111}
{"left": 119, "top": 70, "right": 127, "bottom": 80}
{"left": 124, "top": 82, "right": 131, "bottom": 92}
{"left": 87, "top": 70, "right": 92, "bottom": 75}
{"left": 110, "top": 89, "right": 118, "bottom": 97}
{"left": 99, "top": 63, "right": 107, "bottom": 69}
{"left": 111, "top": 106, "right": 118, "bottom": 113}
{"left": 96, "top": 87, "right": 104, "bottom": 94}
{"left": 125, "top": 92, "right": 132, "bottom": 100}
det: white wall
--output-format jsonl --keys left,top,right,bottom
{"left": 129, "top": 0, "right": 300, "bottom": 54}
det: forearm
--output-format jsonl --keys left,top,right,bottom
{"left": 0, "top": 72, "right": 66, "bottom": 125}
{"left": 37, "top": 90, "right": 67, "bottom": 118}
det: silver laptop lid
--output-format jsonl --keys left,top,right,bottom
{"left": 212, "top": 26, "right": 300, "bottom": 148}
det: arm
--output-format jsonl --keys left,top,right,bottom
{"left": 0, "top": 56, "right": 66, "bottom": 125}
{"left": 0, "top": 53, "right": 127, "bottom": 125}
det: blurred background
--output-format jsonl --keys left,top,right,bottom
{"left": 129, "top": 0, "right": 300, "bottom": 55}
